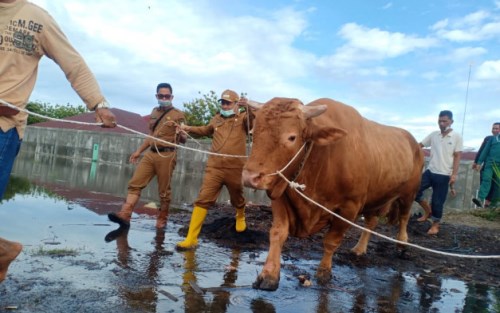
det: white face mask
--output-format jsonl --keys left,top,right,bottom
{"left": 158, "top": 100, "right": 172, "bottom": 107}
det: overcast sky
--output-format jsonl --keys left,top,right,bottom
{"left": 28, "top": 0, "right": 500, "bottom": 150}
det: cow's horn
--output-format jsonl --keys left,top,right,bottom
{"left": 301, "top": 105, "right": 327, "bottom": 119}
{"left": 246, "top": 100, "right": 264, "bottom": 111}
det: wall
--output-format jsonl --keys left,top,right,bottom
{"left": 21, "top": 126, "right": 483, "bottom": 211}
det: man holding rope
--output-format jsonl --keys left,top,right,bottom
{"left": 176, "top": 89, "right": 253, "bottom": 250}
{"left": 0, "top": 0, "right": 116, "bottom": 282}
{"left": 108, "top": 83, "right": 186, "bottom": 230}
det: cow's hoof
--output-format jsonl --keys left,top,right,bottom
{"left": 397, "top": 247, "right": 411, "bottom": 260}
{"left": 252, "top": 275, "right": 279, "bottom": 291}
{"left": 315, "top": 267, "right": 332, "bottom": 285}
{"left": 350, "top": 247, "right": 366, "bottom": 256}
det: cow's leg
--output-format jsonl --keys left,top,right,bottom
{"left": 396, "top": 199, "right": 412, "bottom": 249}
{"left": 351, "top": 214, "right": 378, "bottom": 256}
{"left": 316, "top": 212, "right": 355, "bottom": 284}
{"left": 253, "top": 198, "right": 290, "bottom": 291}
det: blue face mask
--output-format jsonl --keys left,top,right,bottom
{"left": 158, "top": 100, "right": 172, "bottom": 107}
{"left": 220, "top": 108, "right": 235, "bottom": 117}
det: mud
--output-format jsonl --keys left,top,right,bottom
{"left": 1, "top": 198, "right": 499, "bottom": 313}
{"left": 184, "top": 203, "right": 500, "bottom": 288}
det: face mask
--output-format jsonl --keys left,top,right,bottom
{"left": 220, "top": 108, "right": 235, "bottom": 117}
{"left": 158, "top": 100, "right": 172, "bottom": 107}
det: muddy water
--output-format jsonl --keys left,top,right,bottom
{"left": 1, "top": 156, "right": 499, "bottom": 312}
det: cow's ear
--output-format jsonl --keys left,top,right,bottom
{"left": 307, "top": 125, "right": 347, "bottom": 145}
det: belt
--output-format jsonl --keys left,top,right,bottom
{"left": 151, "top": 146, "right": 176, "bottom": 153}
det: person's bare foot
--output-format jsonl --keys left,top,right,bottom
{"left": 417, "top": 200, "right": 431, "bottom": 222}
{"left": 427, "top": 222, "right": 440, "bottom": 235}
{"left": 417, "top": 212, "right": 430, "bottom": 222}
{"left": 0, "top": 239, "right": 23, "bottom": 282}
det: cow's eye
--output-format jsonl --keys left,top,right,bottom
{"left": 288, "top": 135, "right": 296, "bottom": 142}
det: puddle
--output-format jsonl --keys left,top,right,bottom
{"left": 1, "top": 157, "right": 499, "bottom": 312}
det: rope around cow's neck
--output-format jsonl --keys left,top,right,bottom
{"left": 265, "top": 142, "right": 308, "bottom": 178}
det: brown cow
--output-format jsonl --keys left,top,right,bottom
{"left": 242, "top": 97, "right": 423, "bottom": 291}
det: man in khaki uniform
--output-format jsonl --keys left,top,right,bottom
{"left": 0, "top": 0, "right": 116, "bottom": 282}
{"left": 108, "top": 83, "right": 186, "bottom": 229}
{"left": 176, "top": 89, "right": 253, "bottom": 250}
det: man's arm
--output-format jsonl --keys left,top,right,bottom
{"left": 473, "top": 136, "right": 491, "bottom": 170}
{"left": 129, "top": 136, "right": 152, "bottom": 164}
{"left": 450, "top": 151, "right": 462, "bottom": 185}
{"left": 41, "top": 13, "right": 116, "bottom": 127}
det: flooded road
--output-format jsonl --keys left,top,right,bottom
{"left": 1, "top": 154, "right": 499, "bottom": 312}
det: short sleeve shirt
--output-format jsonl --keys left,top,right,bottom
{"left": 421, "top": 130, "right": 463, "bottom": 175}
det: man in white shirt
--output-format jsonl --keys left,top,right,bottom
{"left": 415, "top": 110, "right": 463, "bottom": 235}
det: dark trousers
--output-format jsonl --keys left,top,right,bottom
{"left": 0, "top": 128, "right": 22, "bottom": 199}
{"left": 415, "top": 169, "right": 450, "bottom": 222}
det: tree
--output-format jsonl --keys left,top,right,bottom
{"left": 183, "top": 91, "right": 219, "bottom": 126}
{"left": 26, "top": 101, "right": 87, "bottom": 125}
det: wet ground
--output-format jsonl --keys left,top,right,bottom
{"left": 1, "top": 183, "right": 499, "bottom": 312}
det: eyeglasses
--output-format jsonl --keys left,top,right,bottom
{"left": 157, "top": 94, "right": 172, "bottom": 100}
{"left": 220, "top": 100, "right": 233, "bottom": 105}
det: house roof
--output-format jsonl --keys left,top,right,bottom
{"left": 30, "top": 108, "right": 149, "bottom": 135}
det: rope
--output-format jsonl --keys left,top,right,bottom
{"left": 0, "top": 98, "right": 247, "bottom": 159}
{"left": 265, "top": 143, "right": 308, "bottom": 177}
{"left": 276, "top": 171, "right": 500, "bottom": 259}
{"left": 4, "top": 98, "right": 499, "bottom": 259}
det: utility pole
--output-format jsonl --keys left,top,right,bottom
{"left": 462, "top": 63, "right": 472, "bottom": 137}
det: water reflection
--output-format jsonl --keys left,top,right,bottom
{"left": 11, "top": 150, "right": 270, "bottom": 208}
{"left": 2, "top": 155, "right": 499, "bottom": 312}
{"left": 179, "top": 248, "right": 270, "bottom": 313}
{"left": 105, "top": 225, "right": 169, "bottom": 311}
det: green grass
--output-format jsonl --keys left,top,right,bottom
{"left": 470, "top": 207, "right": 500, "bottom": 222}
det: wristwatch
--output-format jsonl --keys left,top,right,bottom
{"left": 94, "top": 100, "right": 110, "bottom": 110}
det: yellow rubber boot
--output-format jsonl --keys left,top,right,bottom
{"left": 235, "top": 208, "right": 246, "bottom": 232}
{"left": 176, "top": 206, "right": 208, "bottom": 250}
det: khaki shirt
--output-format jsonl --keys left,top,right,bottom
{"left": 148, "top": 107, "right": 185, "bottom": 148}
{"left": 0, "top": 0, "right": 106, "bottom": 138}
{"left": 188, "top": 111, "right": 253, "bottom": 169}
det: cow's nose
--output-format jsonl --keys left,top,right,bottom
{"left": 242, "top": 169, "right": 262, "bottom": 189}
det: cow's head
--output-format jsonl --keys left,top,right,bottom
{"left": 242, "top": 97, "right": 346, "bottom": 198}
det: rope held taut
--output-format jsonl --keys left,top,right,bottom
{"left": 0, "top": 98, "right": 247, "bottom": 159}
{"left": 2, "top": 97, "right": 498, "bottom": 259}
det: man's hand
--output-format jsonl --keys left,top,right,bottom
{"left": 95, "top": 108, "right": 117, "bottom": 128}
{"left": 449, "top": 184, "right": 457, "bottom": 197}
{"left": 237, "top": 97, "right": 248, "bottom": 107}
{"left": 472, "top": 163, "right": 480, "bottom": 171}
{"left": 129, "top": 151, "right": 141, "bottom": 164}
